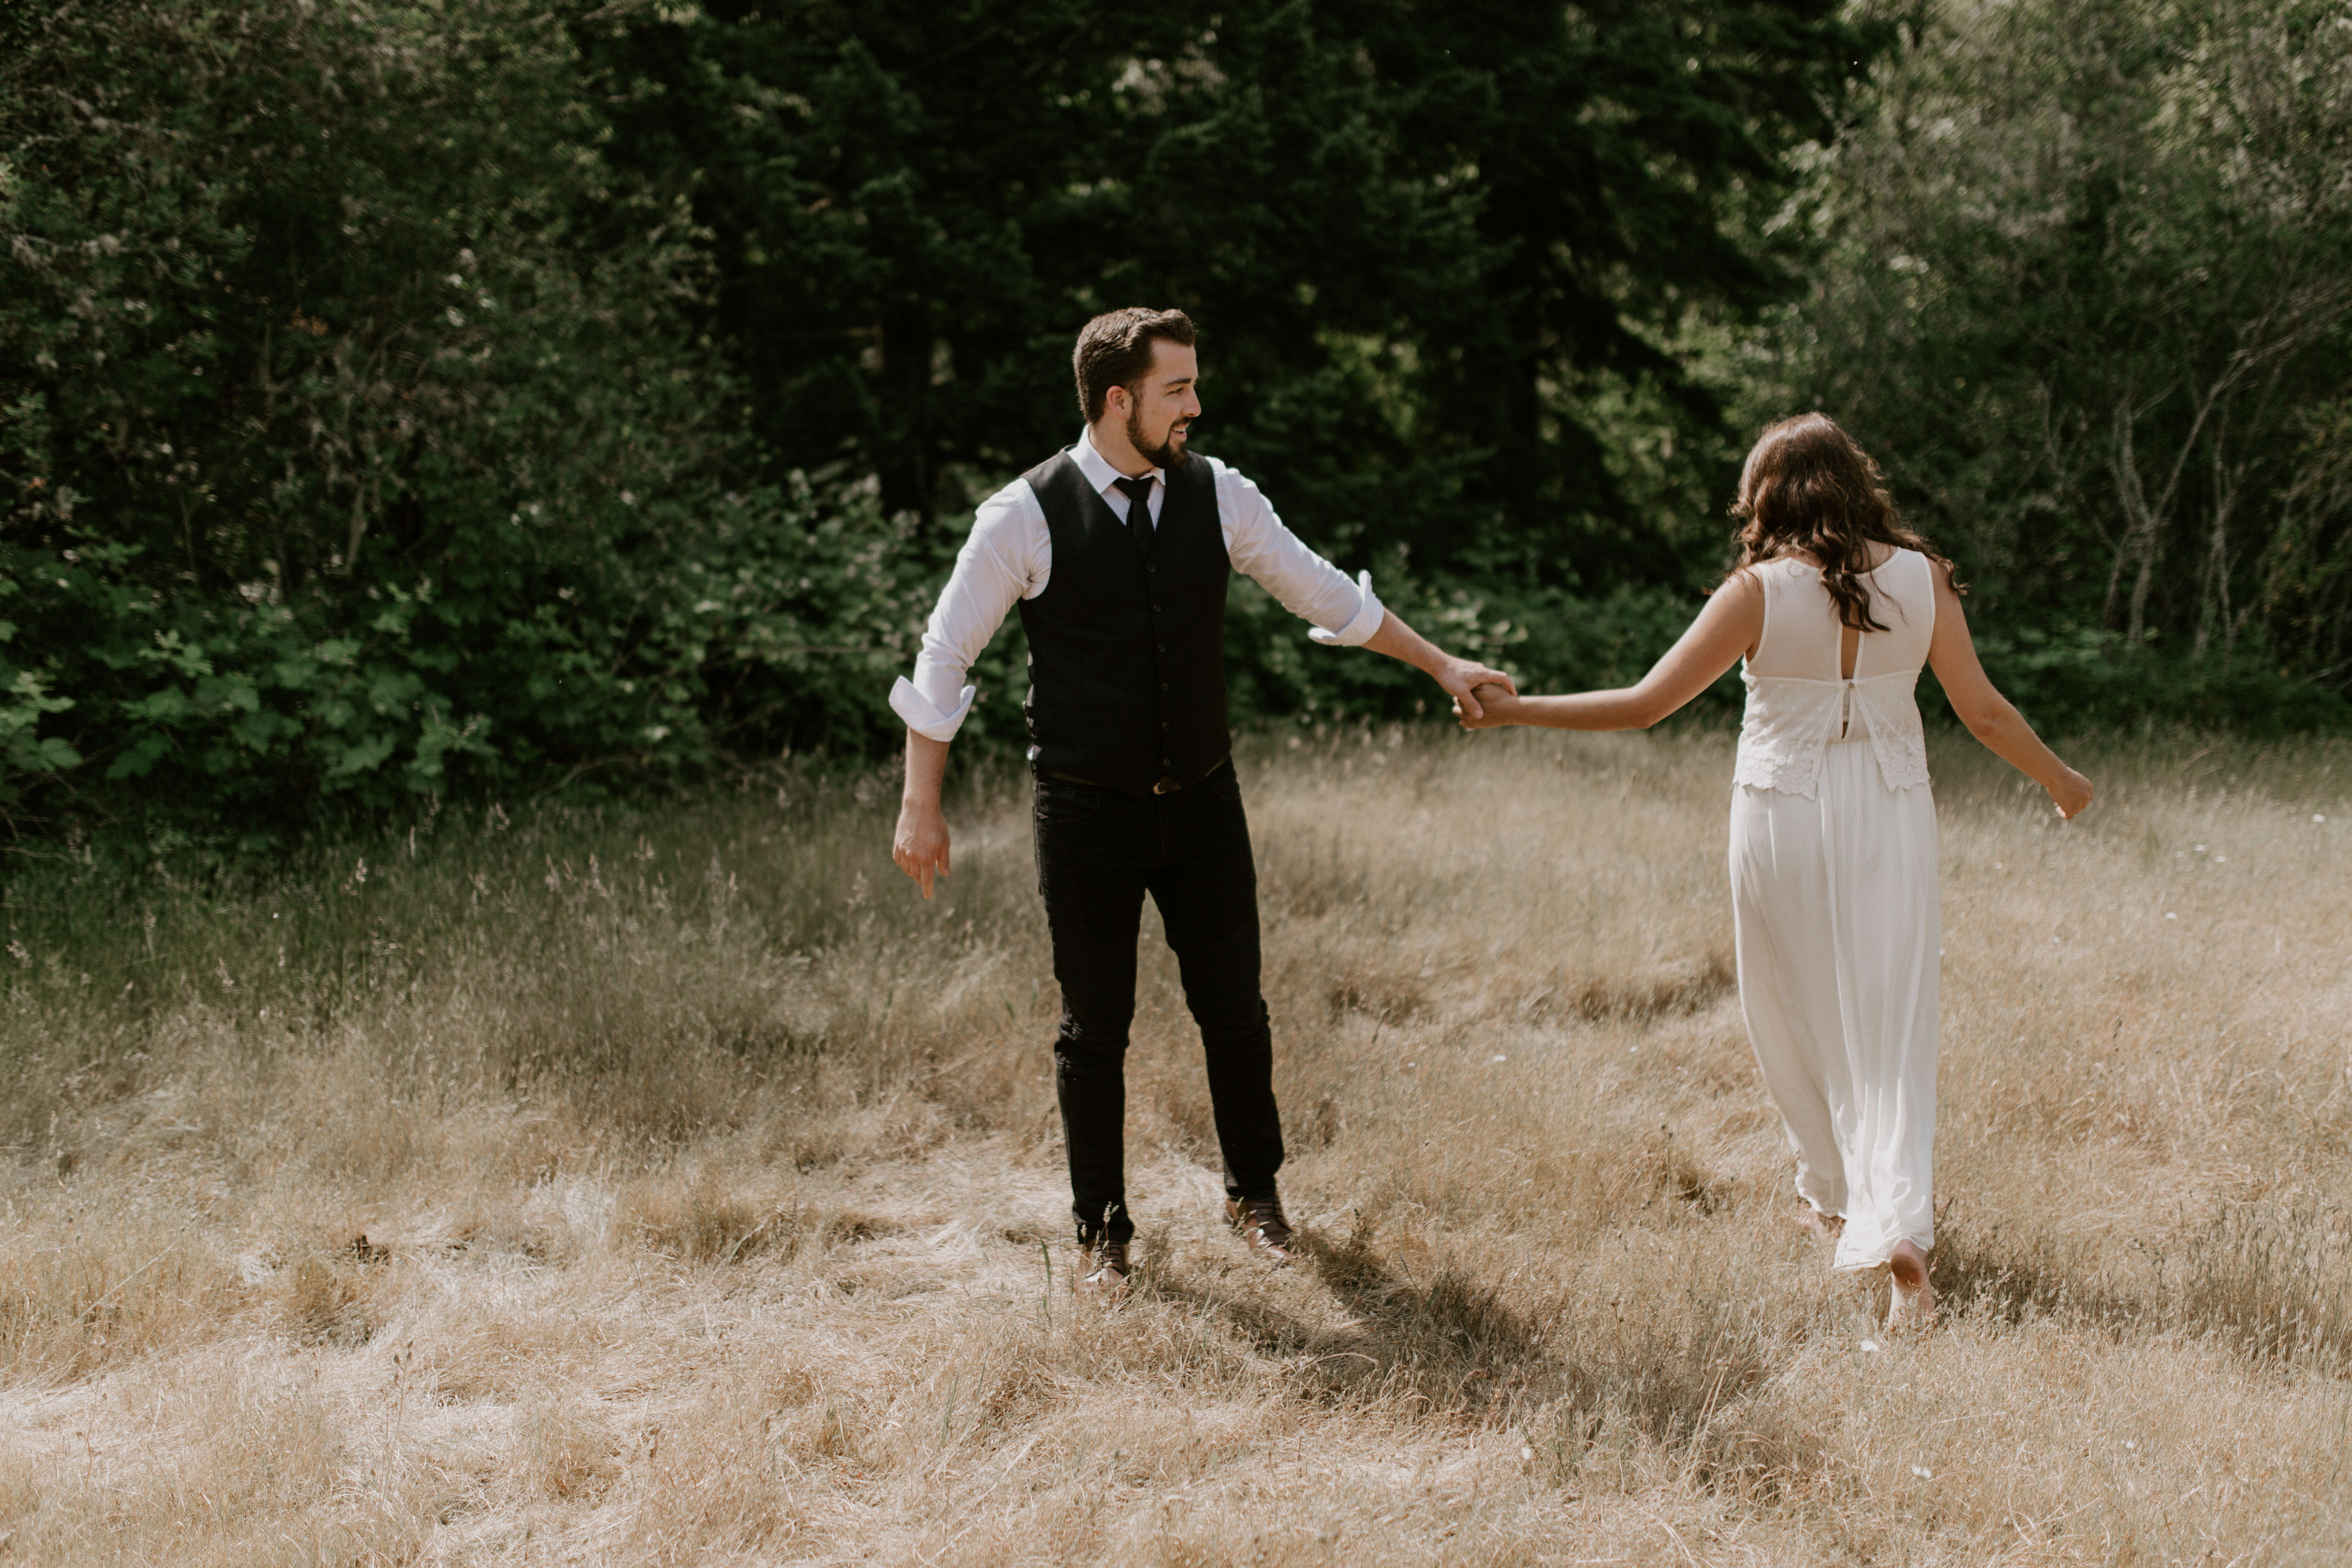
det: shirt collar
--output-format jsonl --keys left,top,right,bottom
{"left": 1074, "top": 425, "right": 1160, "bottom": 493}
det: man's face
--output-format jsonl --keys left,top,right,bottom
{"left": 1118, "top": 341, "right": 1201, "bottom": 468}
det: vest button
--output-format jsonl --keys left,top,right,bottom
{"left": 1147, "top": 565, "right": 1157, "bottom": 574}
{"left": 1152, "top": 604, "right": 1163, "bottom": 613}
{"left": 1157, "top": 643, "right": 1166, "bottom": 653}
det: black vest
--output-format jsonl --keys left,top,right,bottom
{"left": 1016, "top": 448, "right": 1231, "bottom": 794}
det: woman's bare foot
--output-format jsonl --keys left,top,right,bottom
{"left": 1794, "top": 1203, "right": 1845, "bottom": 1243}
{"left": 1885, "top": 1239, "right": 1936, "bottom": 1331}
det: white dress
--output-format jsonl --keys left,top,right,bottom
{"left": 1729, "top": 550, "right": 1940, "bottom": 1270}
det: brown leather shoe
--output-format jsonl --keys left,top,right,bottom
{"left": 1076, "top": 1239, "right": 1131, "bottom": 1305}
{"left": 1223, "top": 1196, "right": 1295, "bottom": 1265}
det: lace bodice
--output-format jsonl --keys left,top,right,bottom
{"left": 1733, "top": 551, "right": 1936, "bottom": 799}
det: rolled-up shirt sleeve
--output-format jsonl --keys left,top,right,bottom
{"left": 1214, "top": 461, "right": 1385, "bottom": 645}
{"left": 889, "top": 480, "right": 1042, "bottom": 742}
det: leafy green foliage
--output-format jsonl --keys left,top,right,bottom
{"left": 0, "top": 1, "right": 929, "bottom": 846}
{"left": 1960, "top": 628, "right": 2352, "bottom": 739}
{"left": 1760, "top": 0, "right": 2352, "bottom": 706}
{"left": 1, "top": 0, "right": 1876, "bottom": 849}
{"left": 14, "top": 0, "right": 2348, "bottom": 856}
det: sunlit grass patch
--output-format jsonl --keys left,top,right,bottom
{"left": 3, "top": 726, "right": 2351, "bottom": 1562}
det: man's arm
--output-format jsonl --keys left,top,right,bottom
{"left": 1361, "top": 610, "right": 1519, "bottom": 719}
{"left": 884, "top": 481, "right": 1039, "bottom": 898}
{"left": 1216, "top": 463, "right": 1518, "bottom": 715}
{"left": 894, "top": 731, "right": 953, "bottom": 899}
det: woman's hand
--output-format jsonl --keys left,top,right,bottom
{"left": 1454, "top": 683, "right": 1519, "bottom": 730}
{"left": 2046, "top": 766, "right": 2094, "bottom": 820}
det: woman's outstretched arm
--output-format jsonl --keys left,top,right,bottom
{"left": 1454, "top": 575, "right": 1762, "bottom": 733}
{"left": 1925, "top": 569, "right": 2094, "bottom": 818}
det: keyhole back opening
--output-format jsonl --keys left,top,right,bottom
{"left": 1840, "top": 624, "right": 1862, "bottom": 682}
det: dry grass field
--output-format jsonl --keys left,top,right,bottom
{"left": 4, "top": 723, "right": 2352, "bottom": 1565}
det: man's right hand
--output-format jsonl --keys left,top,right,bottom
{"left": 893, "top": 729, "right": 956, "bottom": 899}
{"left": 893, "top": 800, "right": 952, "bottom": 899}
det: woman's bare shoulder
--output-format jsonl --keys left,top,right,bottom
{"left": 1713, "top": 564, "right": 1772, "bottom": 607}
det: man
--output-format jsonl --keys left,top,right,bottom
{"left": 889, "top": 307, "right": 1514, "bottom": 1304}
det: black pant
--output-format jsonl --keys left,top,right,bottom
{"left": 1034, "top": 762, "right": 1283, "bottom": 1245}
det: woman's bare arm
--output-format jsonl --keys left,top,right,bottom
{"left": 1454, "top": 575, "right": 1763, "bottom": 733}
{"left": 1924, "top": 569, "right": 2093, "bottom": 817}
{"left": 1460, "top": 565, "right": 2093, "bottom": 817}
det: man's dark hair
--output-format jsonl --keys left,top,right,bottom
{"left": 1072, "top": 308, "right": 1195, "bottom": 423}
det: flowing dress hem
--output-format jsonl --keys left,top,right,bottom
{"left": 1831, "top": 1232, "right": 1936, "bottom": 1272}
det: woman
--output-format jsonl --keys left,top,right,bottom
{"left": 1457, "top": 414, "right": 2092, "bottom": 1328}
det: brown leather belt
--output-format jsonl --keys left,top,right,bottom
{"left": 1038, "top": 755, "right": 1231, "bottom": 796}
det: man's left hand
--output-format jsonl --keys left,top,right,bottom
{"left": 1439, "top": 660, "right": 1517, "bottom": 720}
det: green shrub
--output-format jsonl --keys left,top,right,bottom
{"left": 1964, "top": 627, "right": 2352, "bottom": 739}
{"left": 0, "top": 2, "right": 933, "bottom": 849}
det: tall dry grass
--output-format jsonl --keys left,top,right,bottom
{"left": 3, "top": 724, "right": 2350, "bottom": 1564}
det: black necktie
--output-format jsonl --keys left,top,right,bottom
{"left": 1112, "top": 476, "right": 1155, "bottom": 550}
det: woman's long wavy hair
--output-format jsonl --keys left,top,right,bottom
{"left": 1728, "top": 413, "right": 1960, "bottom": 633}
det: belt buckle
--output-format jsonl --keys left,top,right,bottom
{"left": 1153, "top": 777, "right": 1178, "bottom": 795}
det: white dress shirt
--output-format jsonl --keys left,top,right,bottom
{"left": 889, "top": 427, "right": 1386, "bottom": 741}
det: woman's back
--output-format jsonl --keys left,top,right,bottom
{"left": 1746, "top": 549, "right": 1936, "bottom": 682}
{"left": 1736, "top": 549, "right": 1936, "bottom": 799}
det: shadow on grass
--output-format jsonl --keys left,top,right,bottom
{"left": 1302, "top": 1225, "right": 1555, "bottom": 1407}
{"left": 1147, "top": 1215, "right": 1790, "bottom": 1460}
{"left": 1295, "top": 1222, "right": 1817, "bottom": 1499}
{"left": 1136, "top": 1222, "right": 1552, "bottom": 1416}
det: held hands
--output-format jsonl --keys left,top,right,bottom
{"left": 892, "top": 801, "right": 952, "bottom": 899}
{"left": 1453, "top": 682, "right": 1520, "bottom": 730}
{"left": 1439, "top": 661, "right": 1518, "bottom": 721}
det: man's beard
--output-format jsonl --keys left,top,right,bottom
{"left": 1127, "top": 405, "right": 1191, "bottom": 469}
